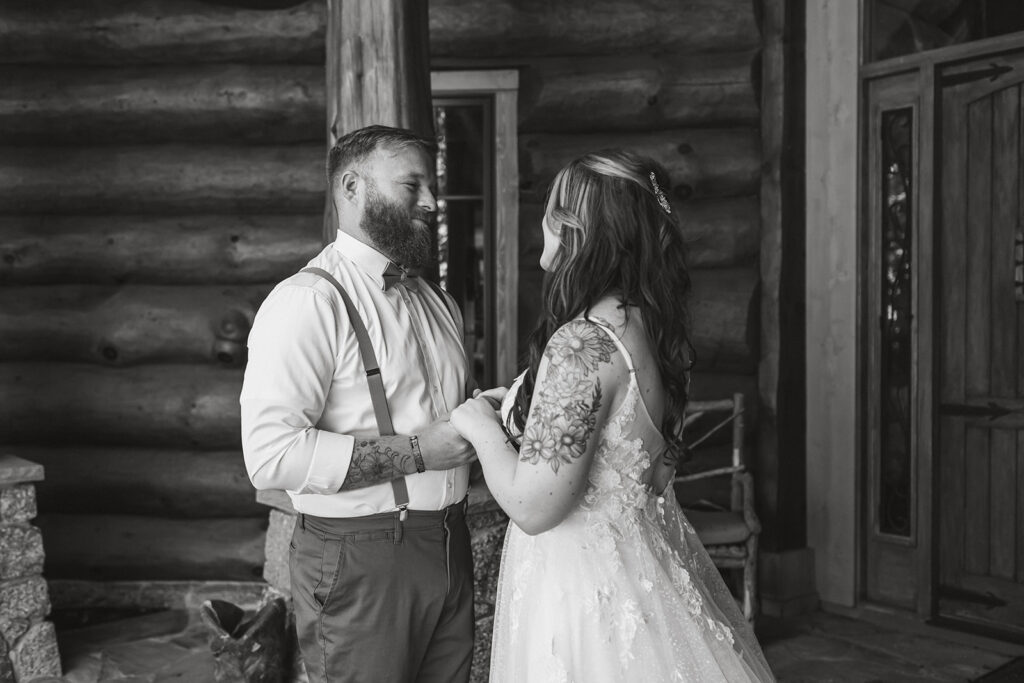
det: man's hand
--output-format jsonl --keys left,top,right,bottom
{"left": 417, "top": 418, "right": 477, "bottom": 470}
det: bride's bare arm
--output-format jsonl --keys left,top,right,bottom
{"left": 450, "top": 319, "right": 626, "bottom": 534}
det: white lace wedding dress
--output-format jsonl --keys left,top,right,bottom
{"left": 491, "top": 325, "right": 775, "bottom": 682}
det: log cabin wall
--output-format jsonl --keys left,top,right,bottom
{"left": 429, "top": 0, "right": 764, "bottom": 508}
{"left": 0, "top": 0, "right": 327, "bottom": 586}
{"left": 0, "top": 0, "right": 767, "bottom": 589}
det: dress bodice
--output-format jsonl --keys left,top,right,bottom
{"left": 500, "top": 320, "right": 668, "bottom": 523}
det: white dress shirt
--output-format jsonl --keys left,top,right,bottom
{"left": 240, "top": 231, "right": 471, "bottom": 517}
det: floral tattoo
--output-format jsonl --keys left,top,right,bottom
{"left": 519, "top": 320, "right": 616, "bottom": 473}
{"left": 341, "top": 439, "right": 415, "bottom": 491}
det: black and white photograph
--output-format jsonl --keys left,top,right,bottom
{"left": 1, "top": 1, "right": 1024, "bottom": 681}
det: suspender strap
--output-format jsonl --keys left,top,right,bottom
{"left": 301, "top": 268, "right": 410, "bottom": 515}
{"left": 424, "top": 278, "right": 458, "bottom": 328}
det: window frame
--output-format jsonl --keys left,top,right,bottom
{"left": 431, "top": 69, "right": 520, "bottom": 387}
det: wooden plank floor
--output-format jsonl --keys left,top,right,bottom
{"left": 32, "top": 608, "right": 1022, "bottom": 682}
{"left": 760, "top": 612, "right": 1022, "bottom": 682}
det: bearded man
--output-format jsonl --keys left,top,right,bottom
{"left": 241, "top": 125, "right": 477, "bottom": 683}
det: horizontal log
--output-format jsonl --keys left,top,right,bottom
{"left": 36, "top": 514, "right": 266, "bottom": 581}
{"left": 518, "top": 196, "right": 760, "bottom": 268}
{"left": 429, "top": 0, "right": 759, "bottom": 58}
{"left": 2, "top": 362, "right": 757, "bottom": 453}
{"left": 0, "top": 145, "right": 324, "bottom": 214}
{"left": 0, "top": 285, "right": 271, "bottom": 365}
{"left": 517, "top": 52, "right": 759, "bottom": 133}
{"left": 689, "top": 267, "right": 758, "bottom": 373}
{"left": 0, "top": 0, "right": 325, "bottom": 65}
{"left": 0, "top": 214, "right": 322, "bottom": 285}
{"left": 681, "top": 197, "right": 761, "bottom": 269}
{"left": 0, "top": 0, "right": 756, "bottom": 65}
{"left": 0, "top": 65, "right": 325, "bottom": 145}
{"left": 0, "top": 364, "right": 242, "bottom": 448}
{"left": 519, "top": 129, "right": 760, "bottom": 203}
{"left": 3, "top": 52, "right": 754, "bottom": 143}
{"left": 48, "top": 579, "right": 266, "bottom": 612}
{"left": 14, "top": 447, "right": 260, "bottom": 518}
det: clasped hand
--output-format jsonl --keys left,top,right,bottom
{"left": 449, "top": 387, "right": 509, "bottom": 444}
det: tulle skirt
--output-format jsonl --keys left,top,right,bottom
{"left": 488, "top": 491, "right": 775, "bottom": 682}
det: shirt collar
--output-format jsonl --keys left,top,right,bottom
{"left": 331, "top": 231, "right": 395, "bottom": 290}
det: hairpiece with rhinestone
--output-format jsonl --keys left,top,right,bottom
{"left": 649, "top": 171, "right": 672, "bottom": 215}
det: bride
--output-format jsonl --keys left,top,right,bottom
{"left": 449, "top": 149, "right": 775, "bottom": 682}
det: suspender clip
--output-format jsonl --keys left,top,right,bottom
{"left": 393, "top": 504, "right": 408, "bottom": 545}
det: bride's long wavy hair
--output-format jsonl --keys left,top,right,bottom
{"left": 509, "top": 149, "right": 695, "bottom": 459}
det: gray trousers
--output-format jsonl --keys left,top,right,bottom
{"left": 289, "top": 500, "right": 474, "bottom": 683}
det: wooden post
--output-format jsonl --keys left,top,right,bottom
{"left": 806, "top": 0, "right": 860, "bottom": 609}
{"left": 257, "top": 0, "right": 440, "bottom": 595}
{"left": 323, "top": 0, "right": 435, "bottom": 243}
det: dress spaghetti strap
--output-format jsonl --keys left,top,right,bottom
{"left": 586, "top": 317, "right": 638, "bottom": 374}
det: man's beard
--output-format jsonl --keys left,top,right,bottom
{"left": 361, "top": 184, "right": 432, "bottom": 269}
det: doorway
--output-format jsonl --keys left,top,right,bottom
{"left": 934, "top": 42, "right": 1024, "bottom": 641}
{"left": 862, "top": 32, "right": 1024, "bottom": 642}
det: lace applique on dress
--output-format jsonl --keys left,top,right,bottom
{"left": 580, "top": 380, "right": 738, "bottom": 649}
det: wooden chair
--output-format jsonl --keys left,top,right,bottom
{"left": 674, "top": 393, "right": 762, "bottom": 621}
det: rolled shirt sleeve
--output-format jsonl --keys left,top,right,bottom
{"left": 241, "top": 283, "right": 355, "bottom": 495}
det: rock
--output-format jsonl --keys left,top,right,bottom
{"left": 0, "top": 635, "right": 13, "bottom": 683}
{"left": 0, "top": 576, "right": 49, "bottom": 644}
{"left": 470, "top": 523, "right": 507, "bottom": 609}
{"left": 470, "top": 614, "right": 494, "bottom": 683}
{"left": 262, "top": 510, "right": 295, "bottom": 594}
{"left": 0, "top": 525, "right": 43, "bottom": 580}
{"left": 0, "top": 457, "right": 44, "bottom": 488}
{"left": 466, "top": 504, "right": 507, "bottom": 532}
{"left": 0, "top": 486, "right": 36, "bottom": 525}
{"left": 10, "top": 621, "right": 61, "bottom": 681}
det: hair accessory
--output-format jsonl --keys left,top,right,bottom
{"left": 649, "top": 171, "right": 672, "bottom": 215}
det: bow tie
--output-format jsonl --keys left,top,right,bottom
{"left": 382, "top": 262, "right": 420, "bottom": 291}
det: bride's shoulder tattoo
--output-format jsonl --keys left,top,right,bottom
{"left": 518, "top": 320, "right": 617, "bottom": 474}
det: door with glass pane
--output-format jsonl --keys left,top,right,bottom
{"left": 936, "top": 42, "right": 1024, "bottom": 640}
{"left": 864, "top": 69, "right": 928, "bottom": 614}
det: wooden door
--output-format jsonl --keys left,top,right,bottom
{"left": 937, "top": 42, "right": 1024, "bottom": 641}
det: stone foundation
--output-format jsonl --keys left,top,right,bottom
{"left": 465, "top": 500, "right": 508, "bottom": 681}
{"left": 0, "top": 455, "right": 61, "bottom": 681}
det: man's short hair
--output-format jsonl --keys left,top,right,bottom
{"left": 326, "top": 124, "right": 437, "bottom": 187}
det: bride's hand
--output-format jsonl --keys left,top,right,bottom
{"left": 473, "top": 386, "right": 509, "bottom": 408}
{"left": 450, "top": 393, "right": 505, "bottom": 444}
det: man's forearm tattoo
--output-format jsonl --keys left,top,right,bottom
{"left": 518, "top": 320, "right": 615, "bottom": 474}
{"left": 341, "top": 438, "right": 416, "bottom": 491}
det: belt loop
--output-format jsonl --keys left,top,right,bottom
{"left": 299, "top": 513, "right": 305, "bottom": 530}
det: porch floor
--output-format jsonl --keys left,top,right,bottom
{"left": 38, "top": 607, "right": 1024, "bottom": 683}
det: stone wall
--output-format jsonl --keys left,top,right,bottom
{"left": 466, "top": 499, "right": 509, "bottom": 683}
{"left": 0, "top": 456, "right": 60, "bottom": 681}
